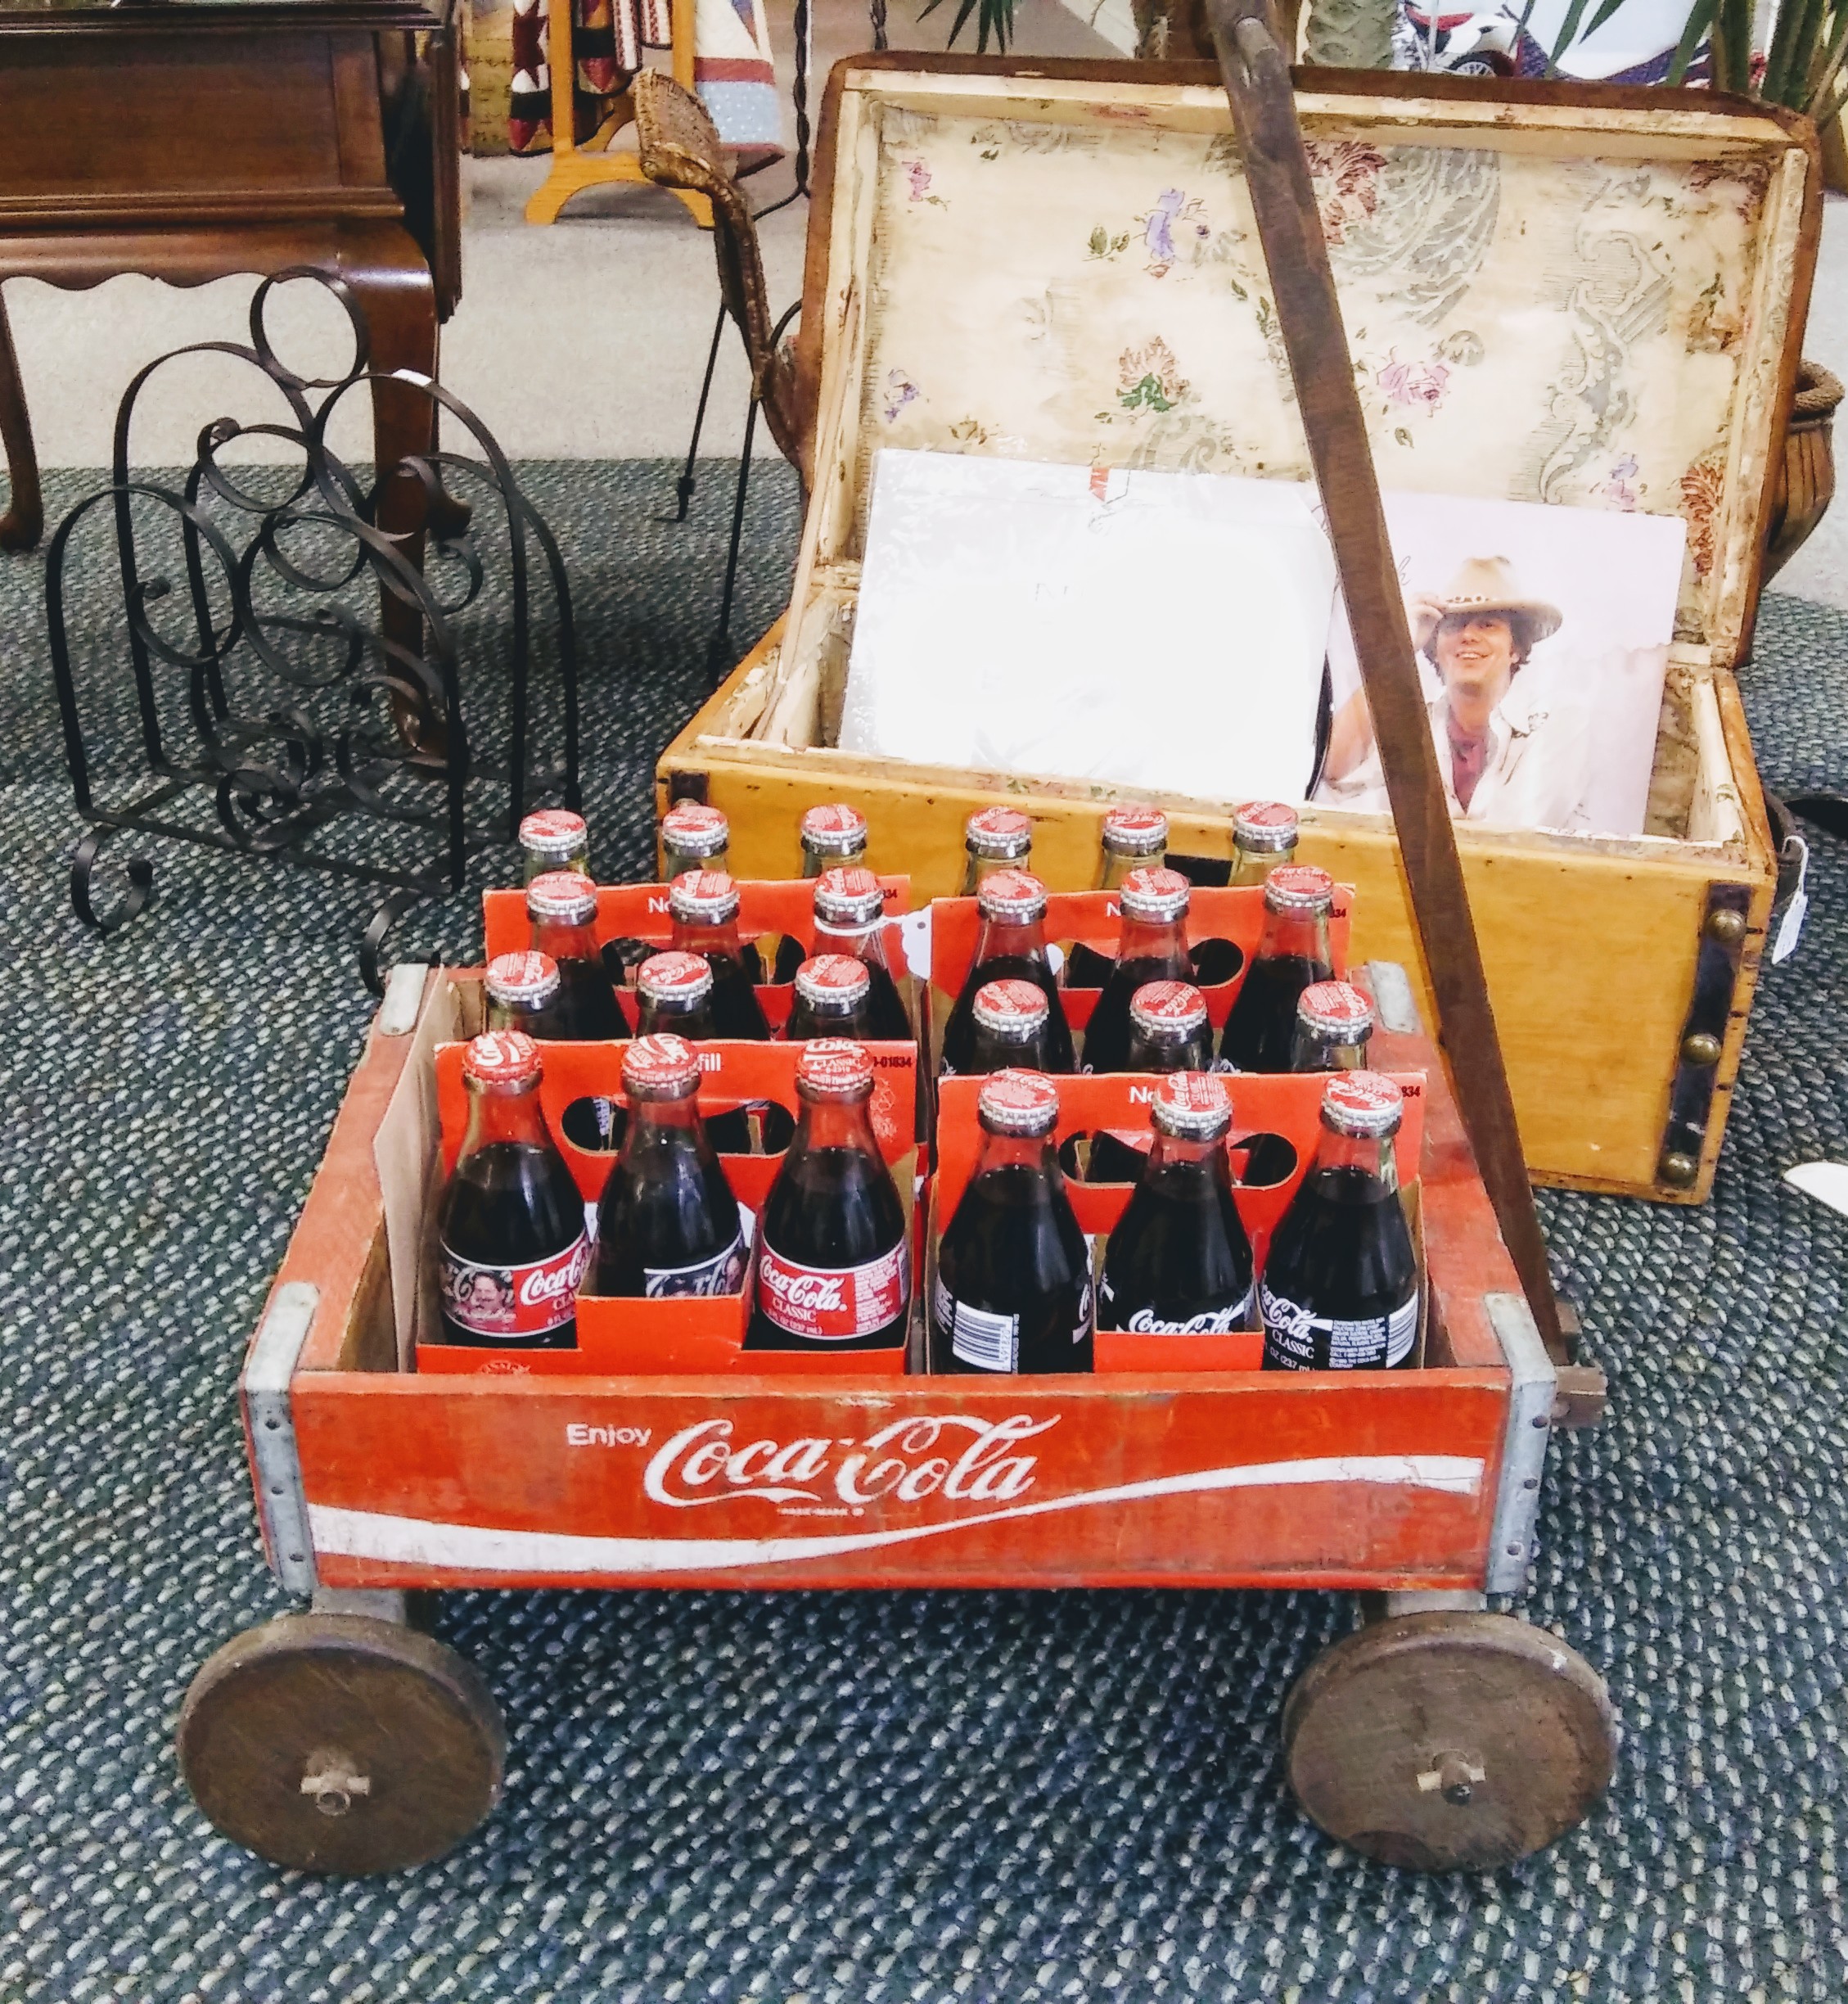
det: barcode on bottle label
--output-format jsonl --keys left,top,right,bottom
{"left": 1259, "top": 1284, "right": 1418, "bottom": 1369}
{"left": 933, "top": 1272, "right": 1019, "bottom": 1372}
{"left": 644, "top": 1233, "right": 748, "bottom": 1300}
{"left": 440, "top": 1233, "right": 591, "bottom": 1339}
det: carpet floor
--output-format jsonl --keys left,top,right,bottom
{"left": 4, "top": 458, "right": 1848, "bottom": 2003}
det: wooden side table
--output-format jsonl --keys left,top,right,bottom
{"left": 0, "top": 0, "right": 463, "bottom": 555}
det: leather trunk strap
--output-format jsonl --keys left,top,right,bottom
{"left": 1208, "top": 0, "right": 1570, "bottom": 1362}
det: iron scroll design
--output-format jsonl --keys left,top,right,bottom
{"left": 46, "top": 269, "right": 579, "bottom": 991}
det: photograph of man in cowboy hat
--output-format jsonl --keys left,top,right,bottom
{"left": 1317, "top": 554, "right": 1590, "bottom": 830}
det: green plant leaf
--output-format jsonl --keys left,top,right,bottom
{"left": 1666, "top": 0, "right": 1715, "bottom": 87}
{"left": 1545, "top": 0, "right": 1598, "bottom": 77}
{"left": 1803, "top": 2, "right": 1848, "bottom": 114}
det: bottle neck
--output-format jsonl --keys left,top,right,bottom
{"left": 624, "top": 1092, "right": 705, "bottom": 1154}
{"left": 815, "top": 915, "right": 893, "bottom": 969}
{"left": 803, "top": 842, "right": 868, "bottom": 880}
{"left": 1312, "top": 1125, "right": 1399, "bottom": 1193}
{"left": 1255, "top": 906, "right": 1332, "bottom": 965}
{"left": 461, "top": 1081, "right": 552, "bottom": 1156}
{"left": 1113, "top": 912, "right": 1188, "bottom": 962}
{"left": 523, "top": 850, "right": 586, "bottom": 887}
{"left": 1147, "top": 1128, "right": 1228, "bottom": 1179}
{"left": 962, "top": 851, "right": 1030, "bottom": 895}
{"left": 1125, "top": 1026, "right": 1204, "bottom": 1072}
{"left": 665, "top": 840, "right": 729, "bottom": 881}
{"left": 674, "top": 914, "right": 746, "bottom": 959}
{"left": 971, "top": 1127, "right": 1060, "bottom": 1179}
{"left": 1232, "top": 839, "right": 1297, "bottom": 887}
{"left": 1099, "top": 846, "right": 1163, "bottom": 892}
{"left": 794, "top": 1094, "right": 881, "bottom": 1155}
{"left": 638, "top": 993, "right": 714, "bottom": 1036}
{"left": 971, "top": 913, "right": 1050, "bottom": 966}
{"left": 533, "top": 915, "right": 599, "bottom": 964}
{"left": 1294, "top": 1029, "right": 1371, "bottom": 1072}
{"left": 486, "top": 995, "right": 555, "bottom": 1034}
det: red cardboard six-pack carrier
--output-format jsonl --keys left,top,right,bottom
{"left": 239, "top": 871, "right": 1557, "bottom": 1598}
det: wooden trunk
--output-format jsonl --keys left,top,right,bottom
{"left": 659, "top": 59, "right": 1819, "bottom": 1205}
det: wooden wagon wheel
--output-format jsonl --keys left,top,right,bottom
{"left": 1282, "top": 1611, "right": 1616, "bottom": 1871}
{"left": 177, "top": 1612, "right": 506, "bottom": 1875}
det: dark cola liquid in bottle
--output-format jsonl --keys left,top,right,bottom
{"left": 773, "top": 803, "right": 872, "bottom": 982}
{"left": 518, "top": 807, "right": 589, "bottom": 886}
{"left": 1219, "top": 863, "right": 1335, "bottom": 1074}
{"left": 669, "top": 869, "right": 772, "bottom": 1040}
{"left": 435, "top": 1031, "right": 589, "bottom": 1350}
{"left": 1083, "top": 979, "right": 1214, "bottom": 1185}
{"left": 485, "top": 950, "right": 566, "bottom": 1042}
{"left": 1290, "top": 979, "right": 1376, "bottom": 1073}
{"left": 967, "top": 978, "right": 1056, "bottom": 1074}
{"left": 748, "top": 1038, "right": 911, "bottom": 1352}
{"left": 1261, "top": 1071, "right": 1418, "bottom": 1371}
{"left": 940, "top": 869, "right": 1075, "bottom": 1076}
{"left": 1098, "top": 1072, "right": 1255, "bottom": 1335}
{"left": 660, "top": 801, "right": 763, "bottom": 982}
{"left": 787, "top": 954, "right": 877, "bottom": 1042}
{"left": 528, "top": 870, "right": 629, "bottom": 1151}
{"left": 633, "top": 951, "right": 751, "bottom": 1154}
{"left": 1189, "top": 799, "right": 1301, "bottom": 988}
{"left": 959, "top": 804, "right": 1034, "bottom": 895}
{"left": 931, "top": 1071, "right": 1093, "bottom": 1374}
{"left": 589, "top": 1034, "right": 747, "bottom": 1298}
{"left": 806, "top": 866, "right": 912, "bottom": 1039}
{"left": 1066, "top": 804, "right": 1168, "bottom": 990}
{"left": 1081, "top": 866, "right": 1194, "bottom": 1075}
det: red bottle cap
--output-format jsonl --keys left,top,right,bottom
{"left": 1151, "top": 1070, "right": 1233, "bottom": 1140}
{"left": 669, "top": 869, "right": 741, "bottom": 923}
{"left": 527, "top": 869, "right": 599, "bottom": 924}
{"left": 1118, "top": 865, "right": 1190, "bottom": 923}
{"left": 976, "top": 868, "right": 1048, "bottom": 920}
{"left": 517, "top": 808, "right": 587, "bottom": 859}
{"left": 796, "top": 954, "right": 872, "bottom": 1008}
{"left": 463, "top": 1030, "right": 541, "bottom": 1087}
{"left": 800, "top": 803, "right": 869, "bottom": 855}
{"left": 973, "top": 978, "right": 1048, "bottom": 1033}
{"left": 964, "top": 806, "right": 1034, "bottom": 859}
{"left": 485, "top": 950, "right": 561, "bottom": 1008}
{"left": 1297, "top": 980, "right": 1374, "bottom": 1039}
{"left": 623, "top": 1033, "right": 702, "bottom": 1098}
{"left": 660, "top": 801, "right": 729, "bottom": 858}
{"left": 1101, "top": 804, "right": 1169, "bottom": 855}
{"left": 1322, "top": 1069, "right": 1403, "bottom": 1138}
{"left": 637, "top": 950, "right": 713, "bottom": 1004}
{"left": 976, "top": 1068, "right": 1061, "bottom": 1136}
{"left": 814, "top": 865, "right": 886, "bottom": 927}
{"left": 1262, "top": 863, "right": 1334, "bottom": 914}
{"left": 1129, "top": 979, "right": 1208, "bottom": 1034}
{"left": 796, "top": 1036, "right": 875, "bottom": 1099}
{"left": 1234, "top": 801, "right": 1301, "bottom": 851}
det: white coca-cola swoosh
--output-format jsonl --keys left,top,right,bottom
{"left": 306, "top": 1452, "right": 1484, "bottom": 1576}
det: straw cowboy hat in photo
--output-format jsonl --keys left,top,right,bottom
{"left": 1414, "top": 556, "right": 1564, "bottom": 658}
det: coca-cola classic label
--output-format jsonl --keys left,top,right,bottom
{"left": 757, "top": 1240, "right": 910, "bottom": 1342}
{"left": 441, "top": 1233, "right": 592, "bottom": 1339}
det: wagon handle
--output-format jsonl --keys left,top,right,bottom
{"left": 1208, "top": 0, "right": 1569, "bottom": 1365}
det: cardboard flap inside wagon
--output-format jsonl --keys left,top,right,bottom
{"left": 738, "top": 61, "right": 1812, "bottom": 760}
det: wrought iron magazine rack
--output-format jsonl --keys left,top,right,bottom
{"left": 47, "top": 270, "right": 579, "bottom": 989}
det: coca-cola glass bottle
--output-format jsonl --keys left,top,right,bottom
{"left": 660, "top": 799, "right": 732, "bottom": 880}
{"left": 774, "top": 805, "right": 873, "bottom": 979}
{"left": 589, "top": 1034, "right": 748, "bottom": 1298}
{"left": 939, "top": 869, "right": 1075, "bottom": 1076}
{"left": 808, "top": 866, "right": 912, "bottom": 1038}
{"left": 1098, "top": 1072, "right": 1256, "bottom": 1335}
{"left": 1230, "top": 801, "right": 1300, "bottom": 886}
{"left": 1066, "top": 805, "right": 1168, "bottom": 989}
{"left": 931, "top": 1071, "right": 1094, "bottom": 1374}
{"left": 967, "top": 978, "right": 1056, "bottom": 1074}
{"left": 1084, "top": 979, "right": 1215, "bottom": 1184}
{"left": 959, "top": 805, "right": 1034, "bottom": 893}
{"left": 1218, "top": 864, "right": 1335, "bottom": 1074}
{"left": 485, "top": 950, "right": 566, "bottom": 1041}
{"left": 786, "top": 954, "right": 876, "bottom": 1042}
{"left": 518, "top": 808, "right": 588, "bottom": 885}
{"left": 747, "top": 1038, "right": 911, "bottom": 1352}
{"left": 1080, "top": 866, "right": 1194, "bottom": 1074}
{"left": 435, "top": 1031, "right": 590, "bottom": 1350}
{"left": 633, "top": 951, "right": 751, "bottom": 1153}
{"left": 669, "top": 870, "right": 772, "bottom": 1040}
{"left": 1290, "top": 979, "right": 1376, "bottom": 1072}
{"left": 1260, "top": 1071, "right": 1418, "bottom": 1371}
{"left": 527, "top": 872, "right": 629, "bottom": 1040}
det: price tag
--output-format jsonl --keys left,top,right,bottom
{"left": 899, "top": 905, "right": 934, "bottom": 982}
